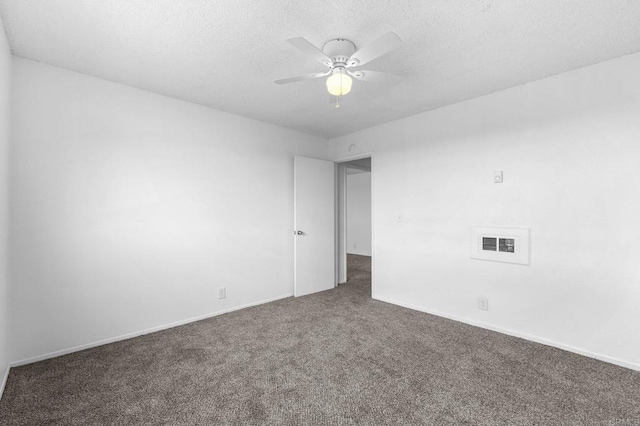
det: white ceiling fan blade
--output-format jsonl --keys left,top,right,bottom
{"left": 286, "top": 37, "right": 333, "bottom": 67}
{"left": 347, "top": 70, "right": 402, "bottom": 83}
{"left": 274, "top": 71, "right": 330, "bottom": 85}
{"left": 347, "top": 32, "right": 402, "bottom": 67}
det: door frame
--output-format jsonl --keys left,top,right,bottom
{"left": 334, "top": 152, "right": 375, "bottom": 298}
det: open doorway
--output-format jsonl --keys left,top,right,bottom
{"left": 336, "top": 156, "right": 372, "bottom": 296}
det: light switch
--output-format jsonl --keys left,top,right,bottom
{"left": 493, "top": 170, "right": 503, "bottom": 183}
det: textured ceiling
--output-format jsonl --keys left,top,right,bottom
{"left": 1, "top": 1, "right": 640, "bottom": 138}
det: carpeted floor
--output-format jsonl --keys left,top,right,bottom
{"left": 1, "top": 254, "right": 639, "bottom": 425}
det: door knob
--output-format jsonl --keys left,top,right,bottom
{"left": 295, "top": 230, "right": 304, "bottom": 235}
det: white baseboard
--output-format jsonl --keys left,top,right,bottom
{"left": 11, "top": 293, "right": 294, "bottom": 368}
{"left": 374, "top": 295, "right": 640, "bottom": 372}
{"left": 0, "top": 364, "right": 9, "bottom": 400}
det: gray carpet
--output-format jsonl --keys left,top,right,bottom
{"left": 1, "top": 254, "right": 639, "bottom": 425}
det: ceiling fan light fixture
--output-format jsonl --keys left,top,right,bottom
{"left": 326, "top": 68, "right": 352, "bottom": 96}
{"left": 276, "top": 32, "right": 402, "bottom": 103}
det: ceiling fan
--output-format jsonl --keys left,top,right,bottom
{"left": 275, "top": 32, "right": 402, "bottom": 107}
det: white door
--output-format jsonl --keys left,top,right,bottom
{"left": 294, "top": 156, "right": 335, "bottom": 297}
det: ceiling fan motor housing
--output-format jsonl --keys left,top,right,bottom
{"left": 322, "top": 39, "right": 356, "bottom": 66}
{"left": 274, "top": 32, "right": 401, "bottom": 88}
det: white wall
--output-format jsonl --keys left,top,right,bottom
{"left": 346, "top": 171, "right": 371, "bottom": 256}
{"left": 10, "top": 58, "right": 328, "bottom": 363}
{"left": 0, "top": 19, "right": 11, "bottom": 389}
{"left": 329, "top": 52, "right": 640, "bottom": 370}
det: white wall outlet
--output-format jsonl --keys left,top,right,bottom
{"left": 477, "top": 297, "right": 489, "bottom": 311}
{"left": 218, "top": 287, "right": 226, "bottom": 300}
{"left": 353, "top": 243, "right": 357, "bottom": 249}
{"left": 493, "top": 170, "right": 503, "bottom": 183}
{"left": 397, "top": 213, "right": 403, "bottom": 223}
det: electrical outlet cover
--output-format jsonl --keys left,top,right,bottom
{"left": 477, "top": 297, "right": 489, "bottom": 311}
